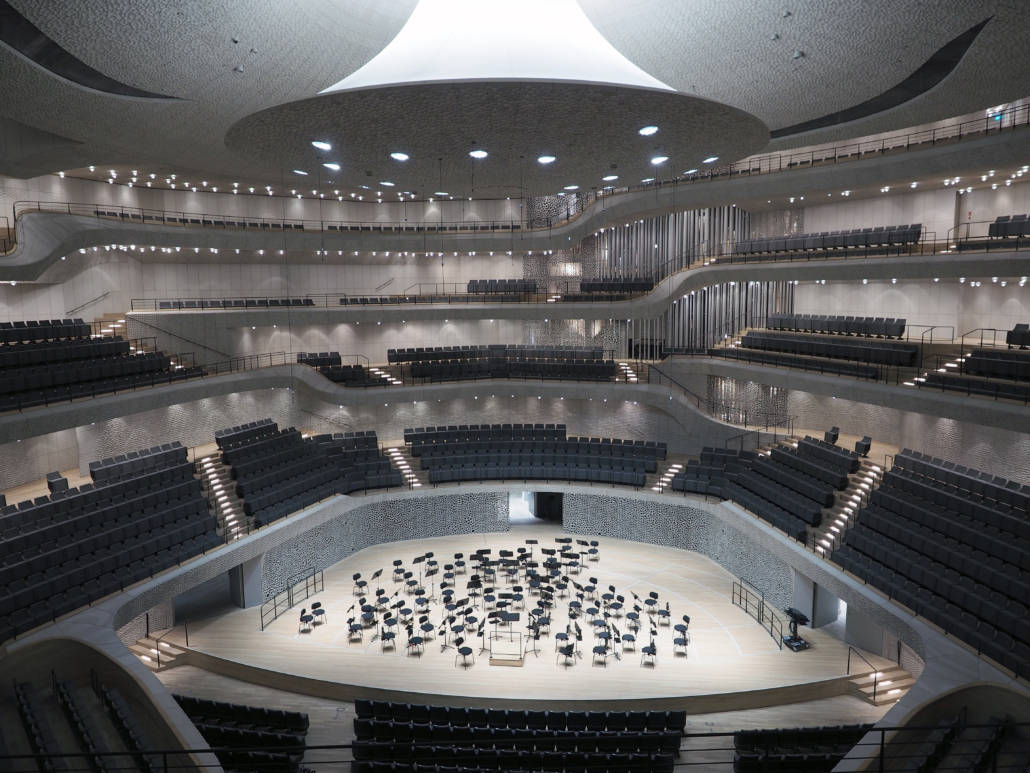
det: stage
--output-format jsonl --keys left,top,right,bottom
{"left": 161, "top": 524, "right": 896, "bottom": 712}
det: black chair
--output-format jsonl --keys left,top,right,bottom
{"left": 641, "top": 641, "right": 657, "bottom": 666}
{"left": 455, "top": 637, "right": 474, "bottom": 668}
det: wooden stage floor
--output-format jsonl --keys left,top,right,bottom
{"left": 164, "top": 523, "right": 895, "bottom": 711}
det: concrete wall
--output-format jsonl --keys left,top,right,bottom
{"left": 0, "top": 173, "right": 523, "bottom": 227}
{"left": 127, "top": 313, "right": 619, "bottom": 364}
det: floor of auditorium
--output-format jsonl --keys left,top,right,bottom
{"left": 161, "top": 523, "right": 895, "bottom": 709}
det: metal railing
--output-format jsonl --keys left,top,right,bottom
{"left": 2, "top": 720, "right": 1027, "bottom": 771}
{"left": 259, "top": 567, "right": 324, "bottom": 631}
{"left": 5, "top": 102, "right": 1023, "bottom": 254}
{"left": 847, "top": 645, "right": 881, "bottom": 704}
{"left": 731, "top": 577, "right": 785, "bottom": 650}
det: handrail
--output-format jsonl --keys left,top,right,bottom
{"left": 13, "top": 102, "right": 1024, "bottom": 239}
{"left": 847, "top": 644, "right": 880, "bottom": 703}
{"left": 731, "top": 578, "right": 785, "bottom": 650}
{"left": 128, "top": 314, "right": 233, "bottom": 360}
{"left": 4, "top": 721, "right": 1028, "bottom": 771}
{"left": 2, "top": 100, "right": 1024, "bottom": 259}
{"left": 259, "top": 567, "right": 323, "bottom": 631}
{"left": 65, "top": 289, "right": 110, "bottom": 316}
{"left": 958, "top": 327, "right": 1010, "bottom": 351}
{"left": 645, "top": 363, "right": 705, "bottom": 408}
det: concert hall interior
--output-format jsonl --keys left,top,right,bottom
{"left": 2, "top": 1, "right": 1030, "bottom": 771}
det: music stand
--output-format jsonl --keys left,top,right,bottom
{"left": 524, "top": 618, "right": 541, "bottom": 658}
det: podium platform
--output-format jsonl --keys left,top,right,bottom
{"left": 489, "top": 632, "right": 524, "bottom": 667}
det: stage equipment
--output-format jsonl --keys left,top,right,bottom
{"left": 783, "top": 607, "right": 811, "bottom": 652}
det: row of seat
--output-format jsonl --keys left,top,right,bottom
{"left": 215, "top": 417, "right": 277, "bottom": 449}
{"left": 0, "top": 503, "right": 218, "bottom": 642}
{"left": 356, "top": 723, "right": 681, "bottom": 752}
{"left": 99, "top": 208, "right": 526, "bottom": 234}
{"left": 893, "top": 449, "right": 1030, "bottom": 512}
{"left": 354, "top": 702, "right": 686, "bottom": 732}
{"left": 706, "top": 346, "right": 881, "bottom": 380}
{"left": 96, "top": 682, "right": 161, "bottom": 773}
{"left": 389, "top": 345, "right": 605, "bottom": 363}
{"left": 318, "top": 364, "right": 391, "bottom": 387}
{"left": 833, "top": 456, "right": 1030, "bottom": 678}
{"left": 14, "top": 681, "right": 75, "bottom": 772}
{"left": 222, "top": 423, "right": 402, "bottom": 525}
{"left": 579, "top": 278, "right": 654, "bottom": 293}
{"left": 734, "top": 223, "right": 921, "bottom": 254}
{"left": 409, "top": 359, "right": 616, "bottom": 383}
{"left": 0, "top": 336, "right": 128, "bottom": 368}
{"left": 56, "top": 679, "right": 112, "bottom": 773}
{"left": 740, "top": 331, "right": 919, "bottom": 366}
{"left": 415, "top": 438, "right": 667, "bottom": 461}
{"left": 988, "top": 214, "right": 1030, "bottom": 238}
{"left": 920, "top": 372, "right": 1030, "bottom": 403}
{"left": 175, "top": 693, "right": 309, "bottom": 733}
{"left": 467, "top": 279, "right": 538, "bottom": 294}
{"left": 420, "top": 454, "right": 655, "bottom": 475}
{"left": 174, "top": 694, "right": 307, "bottom": 773}
{"left": 766, "top": 314, "right": 906, "bottom": 339}
{"left": 428, "top": 465, "right": 646, "bottom": 487}
{"left": 883, "top": 470, "right": 1030, "bottom": 555}
{"left": 835, "top": 534, "right": 1030, "bottom": 678}
{"left": 89, "top": 442, "right": 186, "bottom": 483}
{"left": 404, "top": 424, "right": 567, "bottom": 445}
{"left": 352, "top": 751, "right": 675, "bottom": 773}
{"left": 963, "top": 348, "right": 1030, "bottom": 381}
{"left": 1007, "top": 323, "right": 1029, "bottom": 348}
{"left": 0, "top": 318, "right": 90, "bottom": 344}
{"left": 157, "top": 297, "right": 316, "bottom": 309}
{"left": 0, "top": 476, "right": 203, "bottom": 565}
{"left": 1, "top": 460, "right": 199, "bottom": 535}
{"left": 339, "top": 294, "right": 531, "bottom": 305}
{"left": 297, "top": 351, "right": 342, "bottom": 367}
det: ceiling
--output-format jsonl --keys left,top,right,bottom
{"left": 0, "top": 0, "right": 1027, "bottom": 194}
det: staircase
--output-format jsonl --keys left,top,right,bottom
{"left": 848, "top": 665, "right": 914, "bottom": 705}
{"left": 650, "top": 459, "right": 686, "bottom": 492}
{"left": 93, "top": 312, "right": 131, "bottom": 342}
{"left": 385, "top": 445, "right": 425, "bottom": 487}
{"left": 197, "top": 453, "right": 251, "bottom": 539}
{"left": 129, "top": 635, "right": 187, "bottom": 672}
{"left": 810, "top": 456, "right": 885, "bottom": 554}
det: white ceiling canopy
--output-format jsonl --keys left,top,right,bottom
{"left": 321, "top": 0, "right": 673, "bottom": 93}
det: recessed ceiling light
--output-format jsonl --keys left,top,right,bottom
{"left": 293, "top": 169, "right": 308, "bottom": 175}
{"left": 537, "top": 155, "right": 556, "bottom": 164}
{"left": 638, "top": 125, "right": 658, "bottom": 136}
{"left": 380, "top": 181, "right": 395, "bottom": 186}
{"left": 563, "top": 184, "right": 579, "bottom": 190}
{"left": 389, "top": 152, "right": 410, "bottom": 162}
{"left": 641, "top": 177, "right": 655, "bottom": 183}
{"left": 602, "top": 174, "right": 619, "bottom": 181}
{"left": 683, "top": 168, "right": 698, "bottom": 174}
{"left": 323, "top": 163, "right": 340, "bottom": 171}
{"left": 434, "top": 191, "right": 449, "bottom": 196}
{"left": 703, "top": 156, "right": 719, "bottom": 163}
{"left": 469, "top": 149, "right": 488, "bottom": 159}
{"left": 650, "top": 155, "right": 668, "bottom": 165}
{"left": 311, "top": 141, "right": 331, "bottom": 151}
